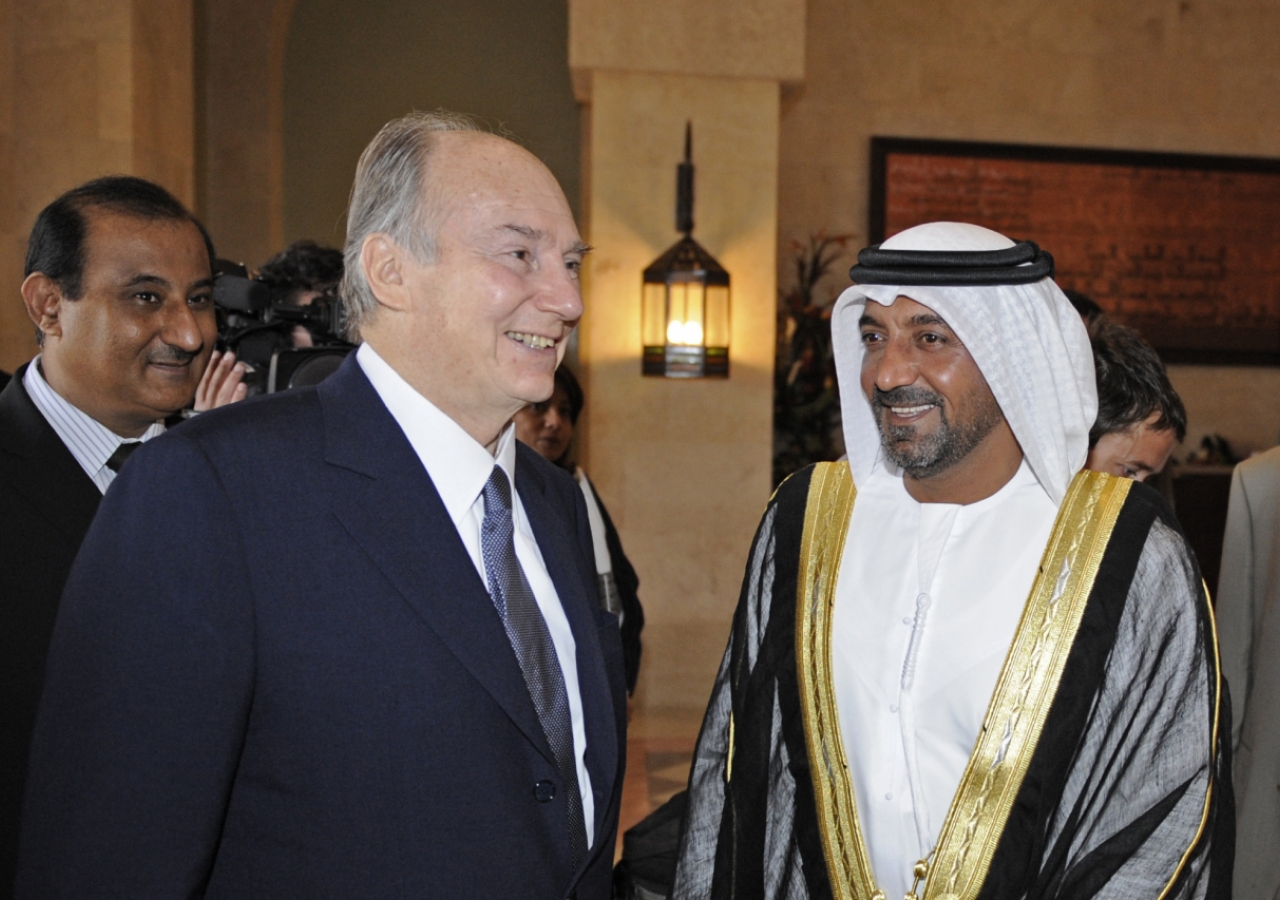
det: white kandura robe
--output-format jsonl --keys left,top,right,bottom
{"left": 832, "top": 459, "right": 1058, "bottom": 900}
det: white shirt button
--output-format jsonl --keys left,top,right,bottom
{"left": 885, "top": 792, "right": 893, "bottom": 801}
{"left": 889, "top": 703, "right": 899, "bottom": 713}
{"left": 903, "top": 616, "right": 912, "bottom": 625}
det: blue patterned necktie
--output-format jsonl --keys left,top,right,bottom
{"left": 481, "top": 465, "right": 587, "bottom": 867}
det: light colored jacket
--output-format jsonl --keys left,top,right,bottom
{"left": 1217, "top": 445, "right": 1280, "bottom": 900}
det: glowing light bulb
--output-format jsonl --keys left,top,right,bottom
{"left": 683, "top": 321, "right": 703, "bottom": 346}
{"left": 667, "top": 320, "right": 684, "bottom": 344}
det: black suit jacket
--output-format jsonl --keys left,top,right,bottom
{"left": 0, "top": 364, "right": 101, "bottom": 896}
{"left": 16, "top": 355, "right": 627, "bottom": 899}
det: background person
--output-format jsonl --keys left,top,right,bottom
{"left": 0, "top": 175, "right": 225, "bottom": 894}
{"left": 514, "top": 364, "right": 645, "bottom": 696}
{"left": 1085, "top": 320, "right": 1186, "bottom": 482}
{"left": 256, "top": 239, "right": 345, "bottom": 348}
{"left": 1216, "top": 444, "right": 1280, "bottom": 900}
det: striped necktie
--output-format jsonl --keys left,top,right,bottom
{"left": 480, "top": 465, "right": 587, "bottom": 867}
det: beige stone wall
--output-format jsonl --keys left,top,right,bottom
{"left": 779, "top": 0, "right": 1280, "bottom": 460}
{"left": 569, "top": 0, "right": 805, "bottom": 84}
{"left": 132, "top": 0, "right": 194, "bottom": 205}
{"left": 196, "top": 0, "right": 294, "bottom": 267}
{"left": 0, "top": 0, "right": 195, "bottom": 372}
{"left": 1168, "top": 364, "right": 1280, "bottom": 457}
{"left": 571, "top": 0, "right": 805, "bottom": 712}
{"left": 579, "top": 70, "right": 782, "bottom": 711}
{"left": 280, "top": 0, "right": 581, "bottom": 254}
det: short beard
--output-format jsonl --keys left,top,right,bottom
{"left": 871, "top": 384, "right": 1005, "bottom": 480}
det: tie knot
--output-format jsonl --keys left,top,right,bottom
{"left": 105, "top": 441, "right": 142, "bottom": 473}
{"left": 483, "top": 465, "right": 513, "bottom": 515}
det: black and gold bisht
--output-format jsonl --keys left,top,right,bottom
{"left": 670, "top": 246, "right": 1232, "bottom": 900}
{"left": 671, "top": 465, "right": 1231, "bottom": 900}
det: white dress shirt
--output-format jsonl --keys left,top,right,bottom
{"left": 24, "top": 356, "right": 164, "bottom": 494}
{"left": 356, "top": 342, "right": 595, "bottom": 848}
{"left": 831, "top": 459, "right": 1058, "bottom": 900}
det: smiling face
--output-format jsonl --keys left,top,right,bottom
{"left": 367, "top": 133, "right": 586, "bottom": 446}
{"left": 25, "top": 209, "right": 216, "bottom": 437}
{"left": 859, "top": 295, "right": 1022, "bottom": 503}
{"left": 1086, "top": 412, "right": 1178, "bottom": 481}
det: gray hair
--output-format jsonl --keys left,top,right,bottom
{"left": 340, "top": 110, "right": 481, "bottom": 340}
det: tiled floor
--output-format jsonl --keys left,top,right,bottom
{"left": 615, "top": 708, "right": 703, "bottom": 861}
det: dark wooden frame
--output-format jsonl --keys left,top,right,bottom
{"left": 869, "top": 137, "right": 1280, "bottom": 365}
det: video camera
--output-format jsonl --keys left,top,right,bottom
{"left": 212, "top": 260, "right": 354, "bottom": 394}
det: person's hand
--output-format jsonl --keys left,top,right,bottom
{"left": 193, "top": 349, "right": 248, "bottom": 411}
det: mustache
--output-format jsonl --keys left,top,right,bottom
{"left": 147, "top": 345, "right": 200, "bottom": 366}
{"left": 871, "top": 385, "right": 943, "bottom": 410}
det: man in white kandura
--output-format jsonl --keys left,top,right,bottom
{"left": 672, "top": 222, "right": 1231, "bottom": 900}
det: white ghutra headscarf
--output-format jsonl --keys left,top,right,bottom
{"left": 832, "top": 222, "right": 1097, "bottom": 506}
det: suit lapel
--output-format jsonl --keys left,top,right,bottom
{"left": 516, "top": 447, "right": 620, "bottom": 848}
{"left": 0, "top": 365, "right": 101, "bottom": 547}
{"left": 318, "top": 358, "right": 557, "bottom": 769}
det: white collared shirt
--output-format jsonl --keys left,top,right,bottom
{"left": 832, "top": 459, "right": 1058, "bottom": 900}
{"left": 356, "top": 342, "right": 595, "bottom": 849}
{"left": 24, "top": 356, "right": 165, "bottom": 495}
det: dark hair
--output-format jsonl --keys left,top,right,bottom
{"left": 1063, "top": 289, "right": 1105, "bottom": 329}
{"left": 554, "top": 365, "right": 585, "bottom": 425}
{"left": 24, "top": 176, "right": 215, "bottom": 302}
{"left": 256, "top": 240, "right": 345, "bottom": 298}
{"left": 1089, "top": 321, "right": 1187, "bottom": 447}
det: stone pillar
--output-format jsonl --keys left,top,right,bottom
{"left": 569, "top": 0, "right": 804, "bottom": 711}
{"left": 0, "top": 0, "right": 194, "bottom": 372}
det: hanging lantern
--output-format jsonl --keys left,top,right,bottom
{"left": 641, "top": 124, "right": 730, "bottom": 377}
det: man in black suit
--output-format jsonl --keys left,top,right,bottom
{"left": 18, "top": 113, "right": 626, "bottom": 899}
{"left": 0, "top": 176, "right": 223, "bottom": 894}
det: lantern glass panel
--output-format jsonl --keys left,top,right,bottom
{"left": 677, "top": 281, "right": 706, "bottom": 346}
{"left": 705, "top": 285, "right": 730, "bottom": 349}
{"left": 667, "top": 282, "right": 686, "bottom": 344}
{"left": 642, "top": 282, "right": 667, "bottom": 347}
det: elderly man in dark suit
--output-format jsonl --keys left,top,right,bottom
{"left": 0, "top": 176, "right": 234, "bottom": 894}
{"left": 17, "top": 112, "right": 625, "bottom": 900}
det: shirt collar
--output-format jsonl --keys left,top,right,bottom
{"left": 866, "top": 455, "right": 1048, "bottom": 510}
{"left": 356, "top": 342, "right": 516, "bottom": 524}
{"left": 23, "top": 355, "right": 164, "bottom": 477}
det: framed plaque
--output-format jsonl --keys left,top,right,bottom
{"left": 870, "top": 137, "right": 1280, "bottom": 364}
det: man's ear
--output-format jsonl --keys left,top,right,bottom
{"left": 21, "top": 273, "right": 65, "bottom": 340}
{"left": 361, "top": 234, "right": 413, "bottom": 312}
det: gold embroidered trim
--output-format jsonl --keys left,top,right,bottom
{"left": 1154, "top": 580, "right": 1222, "bottom": 900}
{"left": 928, "top": 471, "right": 1130, "bottom": 900}
{"left": 795, "top": 462, "right": 873, "bottom": 900}
{"left": 797, "top": 467, "right": 1130, "bottom": 900}
{"left": 726, "top": 712, "right": 736, "bottom": 783}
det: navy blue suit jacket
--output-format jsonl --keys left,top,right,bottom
{"left": 17, "top": 356, "right": 627, "bottom": 899}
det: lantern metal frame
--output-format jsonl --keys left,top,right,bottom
{"left": 641, "top": 124, "right": 730, "bottom": 378}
